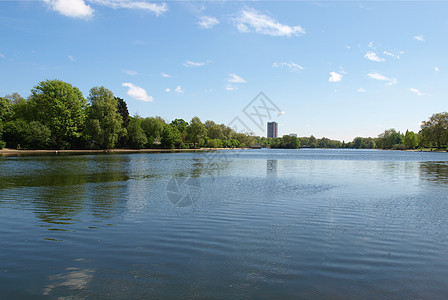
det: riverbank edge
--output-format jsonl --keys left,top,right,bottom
{"left": 0, "top": 147, "right": 239, "bottom": 155}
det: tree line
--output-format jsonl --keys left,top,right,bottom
{"left": 256, "top": 117, "right": 447, "bottom": 150}
{"left": 0, "top": 80, "right": 255, "bottom": 150}
{"left": 0, "top": 79, "right": 446, "bottom": 151}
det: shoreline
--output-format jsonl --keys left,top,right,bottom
{"left": 0, "top": 147, "right": 239, "bottom": 156}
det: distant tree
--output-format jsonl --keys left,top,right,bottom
{"left": 186, "top": 116, "right": 207, "bottom": 148}
{"left": 206, "top": 138, "right": 223, "bottom": 148}
{"left": 25, "top": 121, "right": 52, "bottom": 149}
{"left": 2, "top": 119, "right": 29, "bottom": 148}
{"left": 308, "top": 135, "right": 318, "bottom": 148}
{"left": 87, "top": 86, "right": 124, "bottom": 149}
{"left": 0, "top": 97, "right": 13, "bottom": 122}
{"left": 403, "top": 130, "right": 419, "bottom": 149}
{"left": 141, "top": 117, "right": 165, "bottom": 146}
{"left": 419, "top": 112, "right": 448, "bottom": 148}
{"left": 170, "top": 118, "right": 188, "bottom": 133}
{"left": 127, "top": 118, "right": 147, "bottom": 149}
{"left": 377, "top": 129, "right": 403, "bottom": 149}
{"left": 161, "top": 124, "right": 182, "bottom": 149}
{"left": 116, "top": 97, "right": 130, "bottom": 128}
{"left": 28, "top": 80, "right": 87, "bottom": 148}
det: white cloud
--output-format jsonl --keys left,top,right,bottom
{"left": 44, "top": 0, "right": 94, "bottom": 19}
{"left": 226, "top": 85, "right": 237, "bottom": 91}
{"left": 92, "top": 0, "right": 167, "bottom": 16}
{"left": 383, "top": 50, "right": 403, "bottom": 59}
{"left": 174, "top": 85, "right": 184, "bottom": 94}
{"left": 365, "top": 51, "right": 385, "bottom": 62}
{"left": 183, "top": 60, "right": 206, "bottom": 67}
{"left": 328, "top": 72, "right": 343, "bottom": 83}
{"left": 367, "top": 72, "right": 397, "bottom": 85}
{"left": 161, "top": 73, "right": 172, "bottom": 78}
{"left": 122, "top": 82, "right": 153, "bottom": 102}
{"left": 434, "top": 66, "right": 440, "bottom": 72}
{"left": 368, "top": 41, "right": 376, "bottom": 49}
{"left": 165, "top": 88, "right": 171, "bottom": 92}
{"left": 233, "top": 8, "right": 305, "bottom": 37}
{"left": 67, "top": 55, "right": 75, "bottom": 61}
{"left": 123, "top": 70, "right": 138, "bottom": 76}
{"left": 358, "top": 88, "right": 367, "bottom": 93}
{"left": 409, "top": 88, "right": 429, "bottom": 96}
{"left": 273, "top": 62, "right": 304, "bottom": 72}
{"left": 198, "top": 16, "right": 219, "bottom": 29}
{"left": 414, "top": 35, "right": 425, "bottom": 42}
{"left": 227, "top": 73, "right": 246, "bottom": 83}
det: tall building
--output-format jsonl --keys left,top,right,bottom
{"left": 267, "top": 122, "right": 278, "bottom": 138}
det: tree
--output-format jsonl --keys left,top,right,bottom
{"left": 2, "top": 119, "right": 29, "bottom": 148}
{"left": 116, "top": 97, "right": 130, "bottom": 128}
{"left": 127, "top": 118, "right": 147, "bottom": 149}
{"left": 419, "top": 112, "right": 448, "bottom": 148}
{"left": 161, "top": 124, "right": 182, "bottom": 149}
{"left": 186, "top": 116, "right": 207, "bottom": 148}
{"left": 87, "top": 86, "right": 124, "bottom": 149}
{"left": 171, "top": 118, "right": 188, "bottom": 133}
{"left": 0, "top": 97, "right": 13, "bottom": 122}
{"left": 25, "top": 121, "right": 52, "bottom": 149}
{"left": 141, "top": 117, "right": 165, "bottom": 146}
{"left": 403, "top": 130, "right": 419, "bottom": 149}
{"left": 28, "top": 80, "right": 87, "bottom": 148}
{"left": 377, "top": 129, "right": 403, "bottom": 149}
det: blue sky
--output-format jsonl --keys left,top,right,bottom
{"left": 1, "top": 0, "right": 447, "bottom": 141}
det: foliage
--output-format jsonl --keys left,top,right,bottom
{"left": 161, "top": 124, "right": 182, "bottom": 149}
{"left": 25, "top": 121, "right": 52, "bottom": 149}
{"left": 0, "top": 97, "right": 13, "bottom": 122}
{"left": 419, "top": 112, "right": 448, "bottom": 148}
{"left": 141, "top": 116, "right": 165, "bottom": 146}
{"left": 403, "top": 130, "right": 419, "bottom": 149}
{"left": 377, "top": 129, "right": 403, "bottom": 149}
{"left": 116, "top": 97, "right": 130, "bottom": 128}
{"left": 127, "top": 118, "right": 147, "bottom": 149}
{"left": 186, "top": 116, "right": 207, "bottom": 148}
{"left": 28, "top": 80, "right": 87, "bottom": 148}
{"left": 87, "top": 86, "right": 124, "bottom": 149}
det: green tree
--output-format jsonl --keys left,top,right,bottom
{"left": 116, "top": 97, "right": 130, "bottom": 128}
{"left": 171, "top": 118, "right": 188, "bottom": 133}
{"left": 87, "top": 86, "right": 124, "bottom": 149}
{"left": 0, "top": 97, "right": 13, "bottom": 122}
{"left": 141, "top": 117, "right": 165, "bottom": 146}
{"left": 419, "top": 112, "right": 448, "bottom": 148}
{"left": 28, "top": 80, "right": 87, "bottom": 148}
{"left": 186, "top": 116, "right": 207, "bottom": 148}
{"left": 403, "top": 130, "right": 419, "bottom": 149}
{"left": 2, "top": 119, "right": 29, "bottom": 148}
{"left": 161, "top": 124, "right": 182, "bottom": 149}
{"left": 127, "top": 117, "right": 147, "bottom": 149}
{"left": 377, "top": 129, "right": 403, "bottom": 149}
{"left": 25, "top": 121, "right": 52, "bottom": 149}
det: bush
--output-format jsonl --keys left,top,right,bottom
{"left": 393, "top": 144, "right": 407, "bottom": 150}
{"left": 0, "top": 140, "right": 6, "bottom": 149}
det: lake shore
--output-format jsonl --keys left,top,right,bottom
{"left": 0, "top": 147, "right": 239, "bottom": 155}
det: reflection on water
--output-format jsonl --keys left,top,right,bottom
{"left": 1, "top": 149, "right": 448, "bottom": 298}
{"left": 419, "top": 161, "right": 448, "bottom": 184}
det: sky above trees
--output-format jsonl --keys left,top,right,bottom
{"left": 1, "top": 1, "right": 447, "bottom": 141}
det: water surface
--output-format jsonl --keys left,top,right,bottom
{"left": 1, "top": 149, "right": 448, "bottom": 298}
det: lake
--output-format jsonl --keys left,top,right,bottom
{"left": 1, "top": 149, "right": 448, "bottom": 299}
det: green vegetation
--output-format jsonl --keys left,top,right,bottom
{"left": 1, "top": 80, "right": 447, "bottom": 151}
{"left": 0, "top": 80, "right": 252, "bottom": 150}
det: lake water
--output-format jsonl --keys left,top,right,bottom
{"left": 1, "top": 149, "right": 448, "bottom": 299}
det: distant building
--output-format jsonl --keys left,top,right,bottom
{"left": 289, "top": 133, "right": 297, "bottom": 137}
{"left": 267, "top": 122, "right": 278, "bottom": 138}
